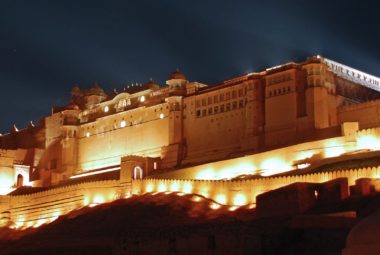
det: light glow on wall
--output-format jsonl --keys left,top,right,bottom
{"left": 295, "top": 150, "right": 315, "bottom": 161}
{"left": 70, "top": 167, "right": 120, "bottom": 179}
{"left": 158, "top": 183, "right": 166, "bottom": 192}
{"left": 324, "top": 141, "right": 346, "bottom": 158}
{"left": 0, "top": 172, "right": 15, "bottom": 195}
{"left": 169, "top": 182, "right": 180, "bottom": 192}
{"left": 93, "top": 195, "right": 105, "bottom": 204}
{"left": 210, "top": 202, "right": 221, "bottom": 210}
{"left": 357, "top": 134, "right": 380, "bottom": 150}
{"left": 145, "top": 183, "right": 154, "bottom": 192}
{"left": 104, "top": 106, "right": 109, "bottom": 112}
{"left": 196, "top": 168, "right": 216, "bottom": 180}
{"left": 120, "top": 120, "right": 126, "bottom": 128}
{"left": 260, "top": 158, "right": 293, "bottom": 176}
{"left": 182, "top": 182, "right": 192, "bottom": 193}
{"left": 233, "top": 193, "right": 247, "bottom": 206}
{"left": 215, "top": 194, "right": 227, "bottom": 204}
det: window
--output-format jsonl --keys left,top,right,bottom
{"left": 238, "top": 89, "right": 243, "bottom": 97}
{"left": 196, "top": 110, "right": 201, "bottom": 117}
{"left": 133, "top": 166, "right": 143, "bottom": 179}
{"left": 239, "top": 100, "right": 244, "bottom": 108}
{"left": 226, "top": 92, "right": 231, "bottom": 100}
{"left": 208, "top": 108, "right": 213, "bottom": 115}
{"left": 226, "top": 103, "right": 231, "bottom": 111}
{"left": 117, "top": 99, "right": 127, "bottom": 109}
{"left": 232, "top": 101, "right": 237, "bottom": 110}
{"left": 202, "top": 109, "right": 206, "bottom": 116}
{"left": 120, "top": 119, "right": 126, "bottom": 128}
{"left": 220, "top": 105, "right": 225, "bottom": 112}
{"left": 232, "top": 90, "right": 237, "bottom": 99}
{"left": 202, "top": 98, "right": 206, "bottom": 106}
{"left": 214, "top": 106, "right": 219, "bottom": 113}
{"left": 213, "top": 95, "right": 219, "bottom": 103}
{"left": 196, "top": 100, "right": 201, "bottom": 107}
{"left": 208, "top": 97, "right": 212, "bottom": 105}
{"left": 16, "top": 174, "right": 24, "bottom": 187}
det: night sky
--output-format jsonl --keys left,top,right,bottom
{"left": 1, "top": 0, "right": 380, "bottom": 133}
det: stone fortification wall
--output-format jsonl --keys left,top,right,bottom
{"left": 0, "top": 166, "right": 379, "bottom": 228}
{"left": 0, "top": 180, "right": 121, "bottom": 228}
{"left": 133, "top": 166, "right": 380, "bottom": 206}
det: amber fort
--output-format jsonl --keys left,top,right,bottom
{"left": 2, "top": 55, "right": 380, "bottom": 252}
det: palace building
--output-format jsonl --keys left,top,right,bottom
{"left": 1, "top": 55, "right": 380, "bottom": 197}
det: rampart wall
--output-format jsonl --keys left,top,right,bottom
{"left": 133, "top": 166, "right": 380, "bottom": 206}
{"left": 0, "top": 180, "right": 121, "bottom": 228}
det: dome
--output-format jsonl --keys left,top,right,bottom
{"left": 169, "top": 70, "right": 186, "bottom": 80}
{"left": 343, "top": 210, "right": 380, "bottom": 255}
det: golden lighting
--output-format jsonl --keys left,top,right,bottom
{"left": 159, "top": 113, "right": 165, "bottom": 119}
{"left": 140, "top": 95, "right": 145, "bottom": 102}
{"left": 217, "top": 162, "right": 257, "bottom": 180}
{"left": 196, "top": 168, "right": 216, "bottom": 180}
{"left": 192, "top": 196, "right": 203, "bottom": 202}
{"left": 70, "top": 167, "right": 120, "bottom": 179}
{"left": 324, "top": 142, "right": 345, "bottom": 158}
{"left": 295, "top": 150, "right": 315, "bottom": 161}
{"left": 145, "top": 183, "right": 154, "bottom": 192}
{"left": 93, "top": 195, "right": 105, "bottom": 204}
{"left": 104, "top": 106, "right": 109, "bottom": 112}
{"left": 176, "top": 192, "right": 185, "bottom": 196}
{"left": 357, "top": 135, "right": 380, "bottom": 150}
{"left": 233, "top": 193, "right": 247, "bottom": 206}
{"left": 215, "top": 194, "right": 227, "bottom": 204}
{"left": 120, "top": 120, "right": 126, "bottom": 128}
{"left": 169, "top": 182, "right": 180, "bottom": 192}
{"left": 210, "top": 202, "right": 221, "bottom": 210}
{"left": 228, "top": 206, "right": 239, "bottom": 211}
{"left": 248, "top": 204, "right": 256, "bottom": 209}
{"left": 86, "top": 131, "right": 90, "bottom": 138}
{"left": 182, "top": 183, "right": 192, "bottom": 193}
{"left": 296, "top": 163, "right": 311, "bottom": 169}
{"left": 33, "top": 219, "right": 47, "bottom": 228}
{"left": 83, "top": 196, "right": 90, "bottom": 206}
{"left": 0, "top": 172, "right": 16, "bottom": 195}
{"left": 260, "top": 158, "right": 293, "bottom": 176}
{"left": 158, "top": 183, "right": 167, "bottom": 192}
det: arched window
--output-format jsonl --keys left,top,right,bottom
{"left": 133, "top": 166, "right": 143, "bottom": 180}
{"left": 16, "top": 174, "right": 23, "bottom": 188}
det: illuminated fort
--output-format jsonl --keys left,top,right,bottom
{"left": 2, "top": 55, "right": 380, "bottom": 235}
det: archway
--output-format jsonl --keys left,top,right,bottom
{"left": 16, "top": 174, "right": 23, "bottom": 188}
{"left": 133, "top": 166, "right": 143, "bottom": 180}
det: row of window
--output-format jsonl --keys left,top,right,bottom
{"left": 196, "top": 100, "right": 245, "bottom": 117}
{"left": 267, "top": 73, "right": 292, "bottom": 85}
{"left": 195, "top": 88, "right": 247, "bottom": 108}
{"left": 268, "top": 86, "right": 292, "bottom": 97}
{"left": 83, "top": 113, "right": 166, "bottom": 138}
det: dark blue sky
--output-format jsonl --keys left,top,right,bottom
{"left": 1, "top": 0, "right": 380, "bottom": 133}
